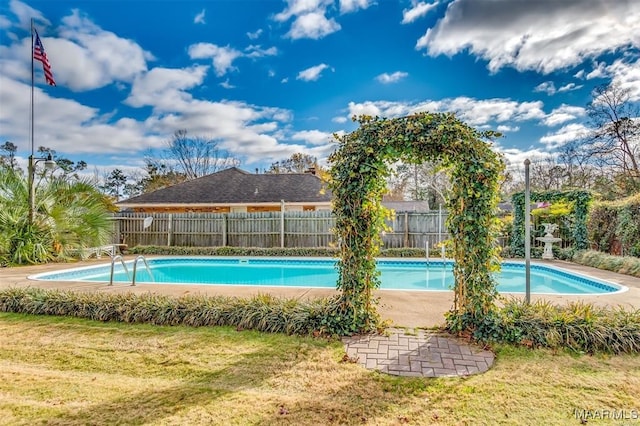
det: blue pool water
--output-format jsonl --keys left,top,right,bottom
{"left": 29, "top": 257, "right": 625, "bottom": 295}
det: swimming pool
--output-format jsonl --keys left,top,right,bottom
{"left": 29, "top": 257, "right": 626, "bottom": 295}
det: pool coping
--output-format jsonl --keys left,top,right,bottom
{"left": 2, "top": 256, "right": 640, "bottom": 328}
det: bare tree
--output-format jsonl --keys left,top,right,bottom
{"left": 266, "top": 153, "right": 318, "bottom": 174}
{"left": 528, "top": 156, "right": 567, "bottom": 191}
{"left": 584, "top": 83, "right": 640, "bottom": 191}
{"left": 149, "top": 129, "right": 240, "bottom": 180}
{"left": 388, "top": 161, "right": 450, "bottom": 208}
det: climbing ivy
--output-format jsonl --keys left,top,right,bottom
{"left": 328, "top": 113, "right": 504, "bottom": 335}
{"left": 511, "top": 190, "right": 591, "bottom": 257}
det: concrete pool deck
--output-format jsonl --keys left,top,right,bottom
{"left": 1, "top": 257, "right": 639, "bottom": 328}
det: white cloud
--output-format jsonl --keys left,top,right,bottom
{"left": 297, "top": 63, "right": 331, "bottom": 81}
{"left": 275, "top": 0, "right": 341, "bottom": 40}
{"left": 534, "top": 81, "right": 556, "bottom": 95}
{"left": 534, "top": 81, "right": 582, "bottom": 96}
{"left": 557, "top": 82, "right": 582, "bottom": 93}
{"left": 245, "top": 45, "right": 278, "bottom": 58}
{"left": 0, "top": 75, "right": 162, "bottom": 157}
{"left": 496, "top": 125, "right": 520, "bottom": 132}
{"left": 376, "top": 71, "right": 408, "bottom": 84}
{"left": 9, "top": 0, "right": 50, "bottom": 29}
{"left": 188, "top": 43, "right": 242, "bottom": 76}
{"left": 346, "top": 97, "right": 545, "bottom": 126}
{"left": 340, "top": 0, "right": 373, "bottom": 14}
{"left": 606, "top": 57, "right": 640, "bottom": 101}
{"left": 291, "top": 129, "right": 333, "bottom": 145}
{"left": 247, "top": 29, "right": 263, "bottom": 39}
{"left": 194, "top": 9, "right": 206, "bottom": 24}
{"left": 0, "top": 15, "right": 12, "bottom": 29}
{"left": 402, "top": 1, "right": 439, "bottom": 24}
{"left": 586, "top": 61, "right": 607, "bottom": 79}
{"left": 286, "top": 12, "right": 341, "bottom": 40}
{"left": 416, "top": 0, "right": 640, "bottom": 74}
{"left": 53, "top": 10, "right": 152, "bottom": 91}
{"left": 332, "top": 116, "right": 348, "bottom": 123}
{"left": 0, "top": 10, "right": 151, "bottom": 91}
{"left": 220, "top": 79, "right": 236, "bottom": 89}
{"left": 125, "top": 65, "right": 209, "bottom": 109}
{"left": 499, "top": 147, "right": 554, "bottom": 172}
{"left": 540, "top": 123, "right": 589, "bottom": 149}
{"left": 274, "top": 0, "right": 332, "bottom": 22}
{"left": 542, "top": 104, "right": 586, "bottom": 127}
{"left": 574, "top": 69, "right": 585, "bottom": 79}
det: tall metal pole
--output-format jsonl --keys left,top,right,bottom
{"left": 28, "top": 156, "right": 35, "bottom": 225}
{"left": 524, "top": 159, "right": 531, "bottom": 304}
{"left": 28, "top": 18, "right": 35, "bottom": 225}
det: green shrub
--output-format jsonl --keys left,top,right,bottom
{"left": 588, "top": 193, "right": 640, "bottom": 256}
{"left": 129, "top": 246, "right": 340, "bottom": 257}
{"left": 128, "top": 245, "right": 443, "bottom": 258}
{"left": 573, "top": 250, "right": 640, "bottom": 278}
{"left": 493, "top": 299, "right": 640, "bottom": 354}
{"left": 0, "top": 287, "right": 377, "bottom": 336}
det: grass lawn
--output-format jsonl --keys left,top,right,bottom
{"left": 1, "top": 313, "right": 639, "bottom": 425}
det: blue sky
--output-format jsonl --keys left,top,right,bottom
{"left": 0, "top": 0, "right": 639, "bottom": 179}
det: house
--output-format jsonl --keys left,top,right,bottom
{"left": 117, "top": 167, "right": 332, "bottom": 213}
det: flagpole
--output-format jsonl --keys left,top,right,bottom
{"left": 30, "top": 18, "right": 34, "bottom": 160}
{"left": 28, "top": 18, "right": 35, "bottom": 225}
{"left": 29, "top": 21, "right": 56, "bottom": 225}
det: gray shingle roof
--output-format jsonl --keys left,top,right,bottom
{"left": 118, "top": 167, "right": 332, "bottom": 205}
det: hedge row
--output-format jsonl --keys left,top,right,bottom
{"left": 489, "top": 299, "right": 640, "bottom": 354}
{"left": 128, "top": 245, "right": 433, "bottom": 258}
{"left": 0, "top": 287, "right": 360, "bottom": 336}
{"left": 572, "top": 250, "right": 640, "bottom": 278}
{"left": 2, "top": 287, "right": 638, "bottom": 353}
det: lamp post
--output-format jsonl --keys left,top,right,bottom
{"left": 27, "top": 152, "right": 56, "bottom": 225}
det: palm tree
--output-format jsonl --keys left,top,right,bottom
{"left": 0, "top": 167, "right": 114, "bottom": 265}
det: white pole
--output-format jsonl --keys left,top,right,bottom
{"left": 524, "top": 159, "right": 531, "bottom": 304}
{"left": 438, "top": 203, "right": 442, "bottom": 244}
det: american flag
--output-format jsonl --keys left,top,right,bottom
{"left": 33, "top": 29, "right": 56, "bottom": 86}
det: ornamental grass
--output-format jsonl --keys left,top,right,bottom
{"left": 498, "top": 299, "right": 640, "bottom": 354}
{"left": 0, "top": 287, "right": 342, "bottom": 336}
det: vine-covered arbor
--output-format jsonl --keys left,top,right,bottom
{"left": 328, "top": 113, "right": 505, "bottom": 334}
{"left": 511, "top": 190, "right": 592, "bottom": 257}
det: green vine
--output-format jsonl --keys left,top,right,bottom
{"left": 511, "top": 190, "right": 592, "bottom": 257}
{"left": 328, "top": 113, "right": 504, "bottom": 334}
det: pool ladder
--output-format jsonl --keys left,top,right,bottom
{"left": 109, "top": 255, "right": 154, "bottom": 286}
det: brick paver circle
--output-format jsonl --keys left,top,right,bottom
{"left": 342, "top": 328, "right": 494, "bottom": 377}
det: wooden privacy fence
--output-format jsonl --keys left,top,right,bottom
{"left": 112, "top": 210, "right": 452, "bottom": 249}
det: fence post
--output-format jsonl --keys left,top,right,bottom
{"left": 403, "top": 211, "right": 409, "bottom": 247}
{"left": 222, "top": 214, "right": 228, "bottom": 246}
{"left": 167, "top": 214, "right": 172, "bottom": 246}
{"left": 280, "top": 200, "right": 285, "bottom": 248}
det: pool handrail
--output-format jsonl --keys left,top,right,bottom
{"left": 109, "top": 255, "right": 131, "bottom": 286}
{"left": 131, "top": 255, "right": 154, "bottom": 286}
